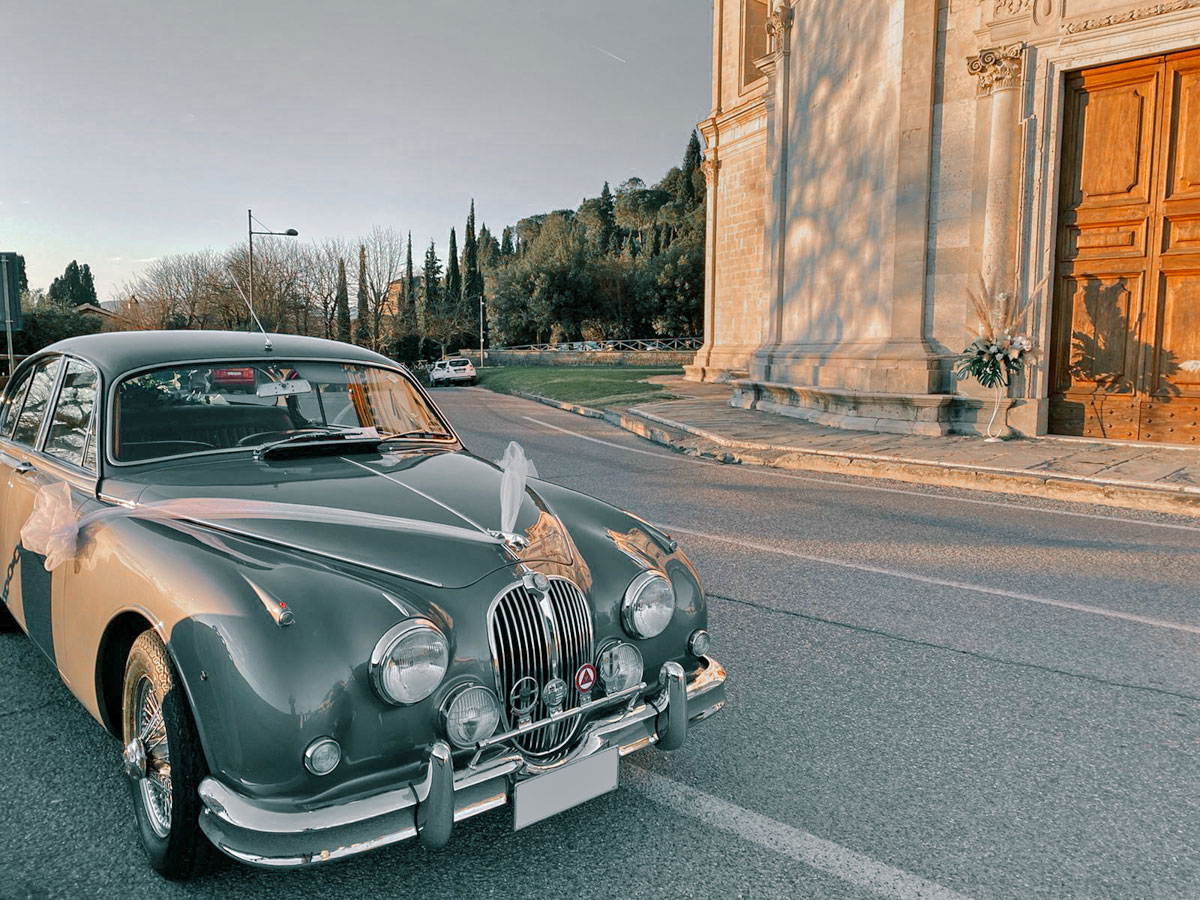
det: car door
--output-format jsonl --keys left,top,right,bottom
{"left": 0, "top": 354, "right": 64, "bottom": 657}
{"left": 33, "top": 357, "right": 103, "bottom": 690}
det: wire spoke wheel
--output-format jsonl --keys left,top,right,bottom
{"left": 131, "top": 674, "right": 173, "bottom": 838}
{"left": 120, "top": 630, "right": 215, "bottom": 878}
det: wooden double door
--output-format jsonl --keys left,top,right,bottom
{"left": 1050, "top": 49, "right": 1200, "bottom": 442}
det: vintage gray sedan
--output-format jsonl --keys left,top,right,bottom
{"left": 0, "top": 331, "right": 725, "bottom": 878}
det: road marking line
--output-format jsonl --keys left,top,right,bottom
{"left": 520, "top": 409, "right": 1200, "bottom": 534}
{"left": 662, "top": 524, "right": 1200, "bottom": 636}
{"left": 624, "top": 765, "right": 974, "bottom": 900}
{"left": 522, "top": 415, "right": 692, "bottom": 459}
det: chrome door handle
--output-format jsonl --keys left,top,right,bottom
{"left": 0, "top": 451, "right": 33, "bottom": 474}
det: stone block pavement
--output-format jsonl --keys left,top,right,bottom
{"left": 603, "top": 377, "right": 1200, "bottom": 517}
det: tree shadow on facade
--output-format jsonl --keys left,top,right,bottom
{"left": 1059, "top": 276, "right": 1179, "bottom": 436}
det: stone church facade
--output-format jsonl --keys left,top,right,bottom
{"left": 689, "top": 1, "right": 1200, "bottom": 443}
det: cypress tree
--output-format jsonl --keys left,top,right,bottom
{"left": 500, "top": 227, "right": 515, "bottom": 257}
{"left": 445, "top": 227, "right": 461, "bottom": 314}
{"left": 682, "top": 131, "right": 702, "bottom": 202}
{"left": 335, "top": 258, "right": 351, "bottom": 342}
{"left": 354, "top": 244, "right": 372, "bottom": 347}
{"left": 463, "top": 201, "right": 484, "bottom": 341}
{"left": 422, "top": 241, "right": 442, "bottom": 313}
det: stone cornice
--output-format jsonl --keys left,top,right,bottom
{"left": 1063, "top": 0, "right": 1198, "bottom": 34}
{"left": 967, "top": 43, "right": 1025, "bottom": 96}
{"left": 711, "top": 94, "right": 768, "bottom": 134}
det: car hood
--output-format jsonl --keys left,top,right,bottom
{"left": 103, "top": 449, "right": 579, "bottom": 589}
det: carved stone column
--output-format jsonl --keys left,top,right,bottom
{"left": 693, "top": 155, "right": 721, "bottom": 373}
{"left": 758, "top": 0, "right": 794, "bottom": 363}
{"left": 968, "top": 43, "right": 1025, "bottom": 296}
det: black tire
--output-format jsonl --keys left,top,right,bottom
{"left": 122, "top": 630, "right": 217, "bottom": 880}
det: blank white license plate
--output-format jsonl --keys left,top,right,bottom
{"left": 512, "top": 747, "right": 620, "bottom": 830}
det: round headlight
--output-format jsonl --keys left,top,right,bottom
{"left": 597, "top": 641, "right": 644, "bottom": 694}
{"left": 441, "top": 685, "right": 501, "bottom": 748}
{"left": 621, "top": 571, "right": 676, "bottom": 639}
{"left": 370, "top": 619, "right": 449, "bottom": 705}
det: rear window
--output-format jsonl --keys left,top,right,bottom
{"left": 449, "top": 359, "right": 470, "bottom": 368}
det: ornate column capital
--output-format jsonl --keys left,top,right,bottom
{"left": 967, "top": 43, "right": 1025, "bottom": 96}
{"left": 765, "top": 1, "right": 794, "bottom": 56}
{"left": 700, "top": 156, "right": 720, "bottom": 187}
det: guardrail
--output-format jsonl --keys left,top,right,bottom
{"left": 497, "top": 337, "right": 702, "bottom": 353}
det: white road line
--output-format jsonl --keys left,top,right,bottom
{"left": 522, "top": 415, "right": 696, "bottom": 460}
{"left": 520, "top": 410, "right": 1200, "bottom": 534}
{"left": 662, "top": 524, "right": 1200, "bottom": 635}
{"left": 624, "top": 765, "right": 974, "bottom": 900}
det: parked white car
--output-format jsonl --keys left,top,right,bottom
{"left": 429, "top": 357, "right": 476, "bottom": 386}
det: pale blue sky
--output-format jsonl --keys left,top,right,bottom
{"left": 3, "top": 0, "right": 712, "bottom": 297}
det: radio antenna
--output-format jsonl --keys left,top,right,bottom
{"left": 229, "top": 272, "right": 272, "bottom": 351}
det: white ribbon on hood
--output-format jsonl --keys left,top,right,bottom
{"left": 20, "top": 481, "right": 504, "bottom": 572}
{"left": 497, "top": 441, "right": 537, "bottom": 538}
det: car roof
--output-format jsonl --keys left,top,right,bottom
{"left": 38, "top": 330, "right": 396, "bottom": 380}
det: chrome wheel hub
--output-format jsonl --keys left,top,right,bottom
{"left": 123, "top": 738, "right": 147, "bottom": 780}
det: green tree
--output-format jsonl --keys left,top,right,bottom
{"left": 11, "top": 254, "right": 28, "bottom": 295}
{"left": 392, "top": 232, "right": 421, "bottom": 362}
{"left": 354, "top": 245, "right": 372, "bottom": 347}
{"left": 463, "top": 201, "right": 485, "bottom": 348}
{"left": 47, "top": 260, "right": 98, "bottom": 306}
{"left": 500, "top": 227, "right": 515, "bottom": 258}
{"left": 445, "top": 227, "right": 461, "bottom": 315}
{"left": 682, "top": 131, "right": 702, "bottom": 202}
{"left": 334, "top": 258, "right": 351, "bottom": 343}
{"left": 14, "top": 291, "right": 102, "bottom": 355}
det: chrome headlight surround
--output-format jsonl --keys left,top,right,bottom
{"left": 370, "top": 618, "right": 450, "bottom": 706}
{"left": 439, "top": 683, "right": 502, "bottom": 748}
{"left": 596, "top": 640, "right": 644, "bottom": 695}
{"left": 621, "top": 571, "right": 676, "bottom": 639}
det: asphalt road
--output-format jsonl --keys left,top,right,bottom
{"left": 2, "top": 386, "right": 1198, "bottom": 900}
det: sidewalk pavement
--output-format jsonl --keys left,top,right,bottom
{"left": 510, "top": 377, "right": 1200, "bottom": 518}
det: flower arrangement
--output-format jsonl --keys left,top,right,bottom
{"left": 955, "top": 276, "right": 1036, "bottom": 389}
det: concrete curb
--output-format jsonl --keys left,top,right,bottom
{"left": 626, "top": 408, "right": 1200, "bottom": 518}
{"left": 508, "top": 390, "right": 608, "bottom": 419}
{"left": 485, "top": 387, "right": 1200, "bottom": 517}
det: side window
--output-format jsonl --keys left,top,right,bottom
{"left": 10, "top": 357, "right": 63, "bottom": 447}
{"left": 1, "top": 368, "right": 34, "bottom": 440}
{"left": 44, "top": 359, "right": 99, "bottom": 469}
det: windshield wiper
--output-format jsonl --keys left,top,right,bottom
{"left": 382, "top": 430, "right": 454, "bottom": 442}
{"left": 256, "top": 428, "right": 381, "bottom": 459}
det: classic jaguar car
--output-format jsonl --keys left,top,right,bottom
{"left": 0, "top": 331, "right": 725, "bottom": 879}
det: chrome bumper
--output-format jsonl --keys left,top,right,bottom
{"left": 198, "top": 656, "right": 726, "bottom": 868}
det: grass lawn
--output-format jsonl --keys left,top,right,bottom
{"left": 474, "top": 366, "right": 683, "bottom": 408}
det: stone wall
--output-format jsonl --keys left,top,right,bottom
{"left": 469, "top": 350, "right": 693, "bottom": 368}
{"left": 687, "top": 0, "right": 771, "bottom": 382}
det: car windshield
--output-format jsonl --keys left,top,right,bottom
{"left": 113, "top": 360, "right": 451, "bottom": 463}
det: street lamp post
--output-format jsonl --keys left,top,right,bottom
{"left": 247, "top": 209, "right": 299, "bottom": 321}
{"left": 479, "top": 294, "right": 485, "bottom": 367}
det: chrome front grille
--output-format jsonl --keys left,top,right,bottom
{"left": 489, "top": 577, "right": 595, "bottom": 756}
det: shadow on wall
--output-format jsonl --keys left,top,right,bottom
{"left": 1057, "top": 276, "right": 1180, "bottom": 437}
{"left": 1066, "top": 277, "right": 1179, "bottom": 392}
{"left": 764, "top": 4, "right": 896, "bottom": 362}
